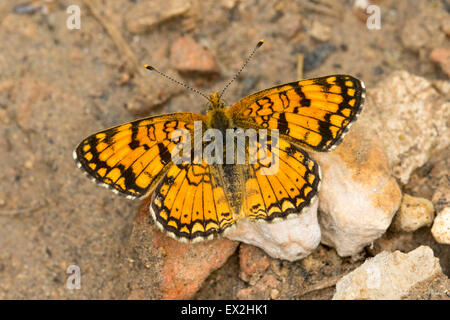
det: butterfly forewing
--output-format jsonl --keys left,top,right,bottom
{"left": 74, "top": 113, "right": 205, "bottom": 199}
{"left": 229, "top": 75, "right": 365, "bottom": 152}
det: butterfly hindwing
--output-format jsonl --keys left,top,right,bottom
{"left": 74, "top": 113, "right": 206, "bottom": 199}
{"left": 150, "top": 162, "right": 236, "bottom": 242}
{"left": 240, "top": 135, "right": 321, "bottom": 221}
{"left": 229, "top": 75, "right": 365, "bottom": 152}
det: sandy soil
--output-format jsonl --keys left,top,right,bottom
{"left": 0, "top": 0, "right": 448, "bottom": 299}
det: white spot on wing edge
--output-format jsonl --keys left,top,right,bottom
{"left": 73, "top": 149, "right": 82, "bottom": 168}
{"left": 360, "top": 80, "right": 366, "bottom": 89}
{"left": 191, "top": 237, "right": 203, "bottom": 243}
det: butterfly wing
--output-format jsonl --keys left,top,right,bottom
{"left": 74, "top": 113, "right": 205, "bottom": 199}
{"left": 240, "top": 134, "right": 321, "bottom": 221}
{"left": 150, "top": 162, "right": 235, "bottom": 242}
{"left": 229, "top": 75, "right": 365, "bottom": 152}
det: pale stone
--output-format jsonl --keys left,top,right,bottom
{"left": 224, "top": 199, "right": 321, "bottom": 261}
{"left": 392, "top": 194, "right": 434, "bottom": 232}
{"left": 312, "top": 125, "right": 402, "bottom": 257}
{"left": 431, "top": 207, "right": 450, "bottom": 244}
{"left": 360, "top": 71, "right": 450, "bottom": 184}
{"left": 333, "top": 246, "right": 443, "bottom": 300}
{"left": 309, "top": 20, "right": 331, "bottom": 42}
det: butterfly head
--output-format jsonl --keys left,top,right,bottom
{"left": 208, "top": 92, "right": 224, "bottom": 110}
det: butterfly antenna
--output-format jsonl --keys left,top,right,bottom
{"left": 144, "top": 65, "right": 210, "bottom": 101}
{"left": 219, "top": 39, "right": 264, "bottom": 99}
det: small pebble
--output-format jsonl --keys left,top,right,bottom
{"left": 392, "top": 194, "right": 434, "bottom": 232}
{"left": 431, "top": 207, "right": 450, "bottom": 244}
{"left": 270, "top": 289, "right": 280, "bottom": 299}
{"left": 170, "top": 36, "right": 220, "bottom": 75}
{"left": 309, "top": 20, "right": 331, "bottom": 42}
{"left": 24, "top": 160, "right": 34, "bottom": 169}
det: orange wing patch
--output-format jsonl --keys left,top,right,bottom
{"left": 74, "top": 113, "right": 205, "bottom": 199}
{"left": 150, "top": 162, "right": 235, "bottom": 242}
{"left": 230, "top": 75, "right": 365, "bottom": 151}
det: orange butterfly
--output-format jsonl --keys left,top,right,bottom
{"left": 74, "top": 40, "right": 365, "bottom": 242}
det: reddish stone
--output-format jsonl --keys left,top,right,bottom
{"left": 170, "top": 36, "right": 220, "bottom": 75}
{"left": 430, "top": 48, "right": 450, "bottom": 77}
{"left": 239, "top": 244, "right": 270, "bottom": 277}
{"left": 127, "top": 199, "right": 238, "bottom": 299}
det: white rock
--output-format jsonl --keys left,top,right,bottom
{"left": 312, "top": 125, "right": 402, "bottom": 257}
{"left": 361, "top": 71, "right": 450, "bottom": 184}
{"left": 431, "top": 207, "right": 450, "bottom": 244}
{"left": 333, "top": 246, "right": 443, "bottom": 300}
{"left": 392, "top": 194, "right": 434, "bottom": 232}
{"left": 224, "top": 199, "right": 321, "bottom": 261}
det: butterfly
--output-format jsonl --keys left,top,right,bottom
{"left": 74, "top": 41, "right": 365, "bottom": 243}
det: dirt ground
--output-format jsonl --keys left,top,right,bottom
{"left": 0, "top": 0, "right": 448, "bottom": 299}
